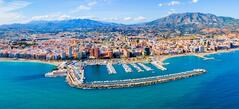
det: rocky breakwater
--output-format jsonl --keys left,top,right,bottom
{"left": 69, "top": 69, "right": 207, "bottom": 89}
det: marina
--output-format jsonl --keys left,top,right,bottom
{"left": 130, "top": 63, "right": 144, "bottom": 72}
{"left": 122, "top": 64, "right": 133, "bottom": 73}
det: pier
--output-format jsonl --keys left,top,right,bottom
{"left": 193, "top": 54, "right": 215, "bottom": 60}
{"left": 131, "top": 63, "right": 144, "bottom": 72}
{"left": 122, "top": 64, "right": 133, "bottom": 73}
{"left": 45, "top": 69, "right": 67, "bottom": 77}
{"left": 138, "top": 63, "right": 153, "bottom": 71}
{"left": 106, "top": 63, "right": 117, "bottom": 74}
{"left": 45, "top": 62, "right": 68, "bottom": 77}
{"left": 69, "top": 69, "right": 207, "bottom": 89}
{"left": 151, "top": 61, "right": 167, "bottom": 71}
{"left": 67, "top": 65, "right": 85, "bottom": 86}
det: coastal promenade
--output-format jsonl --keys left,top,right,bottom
{"left": 67, "top": 69, "right": 207, "bottom": 89}
{"left": 156, "top": 48, "right": 239, "bottom": 62}
{"left": 1, "top": 48, "right": 239, "bottom": 67}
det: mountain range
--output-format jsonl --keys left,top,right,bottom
{"left": 1, "top": 12, "right": 239, "bottom": 35}
{"left": 145, "top": 13, "right": 239, "bottom": 27}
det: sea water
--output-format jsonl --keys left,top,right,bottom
{"left": 1, "top": 51, "right": 239, "bottom": 109}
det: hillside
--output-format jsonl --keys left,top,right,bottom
{"left": 0, "top": 12, "right": 239, "bottom": 36}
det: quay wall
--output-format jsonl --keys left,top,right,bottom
{"left": 67, "top": 69, "right": 207, "bottom": 89}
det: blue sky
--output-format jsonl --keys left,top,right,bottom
{"left": 0, "top": 0, "right": 238, "bottom": 24}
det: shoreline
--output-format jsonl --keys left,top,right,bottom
{"left": 159, "top": 48, "right": 239, "bottom": 62}
{"left": 0, "top": 48, "right": 239, "bottom": 66}
{"left": 0, "top": 58, "right": 61, "bottom": 66}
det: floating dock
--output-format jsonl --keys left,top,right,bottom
{"left": 106, "top": 63, "right": 117, "bottom": 74}
{"left": 69, "top": 69, "right": 207, "bottom": 89}
{"left": 138, "top": 63, "right": 153, "bottom": 71}
{"left": 122, "top": 64, "right": 133, "bottom": 73}
{"left": 131, "top": 63, "right": 144, "bottom": 72}
{"left": 151, "top": 61, "right": 167, "bottom": 71}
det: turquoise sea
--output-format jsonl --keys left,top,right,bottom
{"left": 1, "top": 51, "right": 239, "bottom": 109}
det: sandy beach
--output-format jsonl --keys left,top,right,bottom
{"left": 0, "top": 48, "right": 239, "bottom": 66}
{"left": 0, "top": 58, "right": 62, "bottom": 66}
{"left": 159, "top": 48, "right": 239, "bottom": 62}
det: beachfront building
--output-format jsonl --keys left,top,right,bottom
{"left": 0, "top": 35, "right": 239, "bottom": 61}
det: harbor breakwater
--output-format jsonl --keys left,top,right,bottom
{"left": 67, "top": 69, "right": 207, "bottom": 89}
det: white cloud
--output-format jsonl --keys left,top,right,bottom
{"left": 167, "top": 9, "right": 176, "bottom": 15}
{"left": 134, "top": 16, "right": 147, "bottom": 21}
{"left": 0, "top": 1, "right": 31, "bottom": 12}
{"left": 31, "top": 15, "right": 60, "bottom": 21}
{"left": 71, "top": 1, "right": 97, "bottom": 13}
{"left": 100, "top": 16, "right": 147, "bottom": 23}
{"left": 123, "top": 17, "right": 132, "bottom": 21}
{"left": 30, "top": 14, "right": 103, "bottom": 22}
{"left": 31, "top": 0, "right": 109, "bottom": 21}
{"left": 31, "top": 15, "right": 148, "bottom": 23}
{"left": 168, "top": 1, "right": 180, "bottom": 6}
{"left": 0, "top": 0, "right": 31, "bottom": 24}
{"left": 69, "top": 0, "right": 112, "bottom": 14}
{"left": 31, "top": 14, "right": 78, "bottom": 21}
{"left": 158, "top": 3, "right": 163, "bottom": 7}
{"left": 158, "top": 1, "right": 180, "bottom": 7}
{"left": 0, "top": 0, "right": 146, "bottom": 24}
{"left": 192, "top": 0, "right": 199, "bottom": 3}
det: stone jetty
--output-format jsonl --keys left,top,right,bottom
{"left": 68, "top": 69, "right": 207, "bottom": 89}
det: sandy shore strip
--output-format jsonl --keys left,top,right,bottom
{"left": 158, "top": 48, "right": 239, "bottom": 62}
{"left": 0, "top": 58, "right": 62, "bottom": 66}
{"left": 1, "top": 48, "right": 239, "bottom": 66}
